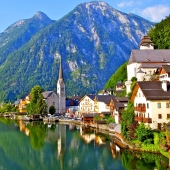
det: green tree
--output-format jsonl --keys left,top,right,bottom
{"left": 121, "top": 102, "right": 137, "bottom": 140}
{"left": 49, "top": 105, "right": 56, "bottom": 115}
{"left": 135, "top": 123, "right": 154, "bottom": 144}
{"left": 0, "top": 102, "right": 16, "bottom": 113}
{"left": 26, "top": 85, "right": 47, "bottom": 115}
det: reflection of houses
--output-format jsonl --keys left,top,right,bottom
{"left": 80, "top": 127, "right": 106, "bottom": 145}
{"left": 131, "top": 81, "right": 170, "bottom": 129}
{"left": 110, "top": 97, "right": 128, "bottom": 124}
{"left": 42, "top": 91, "right": 59, "bottom": 113}
{"left": 18, "top": 121, "right": 30, "bottom": 136}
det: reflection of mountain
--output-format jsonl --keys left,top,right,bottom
{"left": 1, "top": 120, "right": 167, "bottom": 169}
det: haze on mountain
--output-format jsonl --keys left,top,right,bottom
{"left": 0, "top": 1, "right": 154, "bottom": 102}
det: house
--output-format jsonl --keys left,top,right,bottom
{"left": 131, "top": 81, "right": 170, "bottom": 129}
{"left": 82, "top": 113, "right": 98, "bottom": 124}
{"left": 66, "top": 96, "right": 80, "bottom": 117}
{"left": 42, "top": 91, "right": 59, "bottom": 113}
{"left": 18, "top": 95, "right": 31, "bottom": 113}
{"left": 159, "top": 65, "right": 170, "bottom": 82}
{"left": 116, "top": 81, "right": 125, "bottom": 91}
{"left": 126, "top": 35, "right": 170, "bottom": 94}
{"left": 110, "top": 97, "right": 128, "bottom": 124}
{"left": 79, "top": 95, "right": 96, "bottom": 114}
{"left": 79, "top": 94, "right": 114, "bottom": 115}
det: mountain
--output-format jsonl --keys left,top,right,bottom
{"left": 0, "top": 12, "right": 54, "bottom": 64}
{"left": 0, "top": 1, "right": 154, "bottom": 102}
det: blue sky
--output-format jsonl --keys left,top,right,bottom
{"left": 0, "top": 0, "right": 170, "bottom": 33}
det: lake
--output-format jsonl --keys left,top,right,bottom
{"left": 0, "top": 118, "right": 169, "bottom": 170}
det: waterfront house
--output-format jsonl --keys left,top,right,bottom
{"left": 131, "top": 81, "right": 170, "bottom": 129}
{"left": 18, "top": 95, "right": 31, "bottom": 113}
{"left": 66, "top": 96, "right": 80, "bottom": 117}
{"left": 79, "top": 94, "right": 114, "bottom": 115}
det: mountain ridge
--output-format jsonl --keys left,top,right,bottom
{"left": 0, "top": 1, "right": 154, "bottom": 102}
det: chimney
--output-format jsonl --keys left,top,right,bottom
{"left": 162, "top": 80, "right": 167, "bottom": 91}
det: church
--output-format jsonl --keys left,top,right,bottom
{"left": 42, "top": 58, "right": 66, "bottom": 114}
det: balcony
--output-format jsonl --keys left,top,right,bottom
{"left": 134, "top": 107, "right": 146, "bottom": 112}
{"left": 134, "top": 116, "right": 143, "bottom": 122}
{"left": 143, "top": 118, "right": 152, "bottom": 123}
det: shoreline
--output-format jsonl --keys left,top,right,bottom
{"left": 0, "top": 115, "right": 168, "bottom": 158}
{"left": 58, "top": 119, "right": 169, "bottom": 158}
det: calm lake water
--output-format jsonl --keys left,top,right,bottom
{"left": 0, "top": 118, "right": 169, "bottom": 170}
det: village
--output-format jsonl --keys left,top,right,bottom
{"left": 10, "top": 35, "right": 169, "bottom": 131}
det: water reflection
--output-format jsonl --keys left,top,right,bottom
{"left": 0, "top": 118, "right": 169, "bottom": 170}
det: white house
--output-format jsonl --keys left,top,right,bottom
{"left": 79, "top": 95, "right": 114, "bottom": 115}
{"left": 126, "top": 36, "right": 170, "bottom": 94}
{"left": 131, "top": 81, "right": 170, "bottom": 129}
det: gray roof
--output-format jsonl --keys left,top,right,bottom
{"left": 42, "top": 91, "right": 54, "bottom": 99}
{"left": 115, "top": 97, "right": 128, "bottom": 102}
{"left": 138, "top": 63, "right": 166, "bottom": 69}
{"left": 128, "top": 50, "right": 170, "bottom": 65}
{"left": 138, "top": 81, "right": 170, "bottom": 100}
{"left": 86, "top": 94, "right": 114, "bottom": 104}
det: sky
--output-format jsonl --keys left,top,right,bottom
{"left": 0, "top": 0, "right": 170, "bottom": 33}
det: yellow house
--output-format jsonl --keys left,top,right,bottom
{"left": 18, "top": 95, "right": 31, "bottom": 113}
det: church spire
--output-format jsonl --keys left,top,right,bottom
{"left": 59, "top": 58, "right": 64, "bottom": 80}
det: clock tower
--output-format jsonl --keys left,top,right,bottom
{"left": 57, "top": 58, "right": 66, "bottom": 114}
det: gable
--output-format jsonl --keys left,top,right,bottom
{"left": 79, "top": 95, "right": 95, "bottom": 104}
{"left": 130, "top": 83, "right": 139, "bottom": 102}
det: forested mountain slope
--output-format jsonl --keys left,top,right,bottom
{"left": 0, "top": 1, "right": 154, "bottom": 101}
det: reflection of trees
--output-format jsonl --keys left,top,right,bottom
{"left": 122, "top": 150, "right": 168, "bottom": 170}
{"left": 27, "top": 123, "right": 47, "bottom": 150}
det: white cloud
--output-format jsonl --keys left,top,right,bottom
{"left": 118, "top": 0, "right": 142, "bottom": 8}
{"left": 141, "top": 5, "right": 170, "bottom": 22}
{"left": 118, "top": 1, "right": 134, "bottom": 8}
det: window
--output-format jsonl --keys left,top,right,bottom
{"left": 147, "top": 103, "right": 149, "bottom": 109}
{"left": 167, "top": 114, "right": 170, "bottom": 119}
{"left": 158, "top": 114, "right": 162, "bottom": 119}
{"left": 157, "top": 103, "right": 161, "bottom": 108}
{"left": 166, "top": 103, "right": 169, "bottom": 108}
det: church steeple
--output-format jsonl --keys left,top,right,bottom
{"left": 59, "top": 58, "right": 64, "bottom": 81}
{"left": 57, "top": 57, "right": 66, "bottom": 114}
